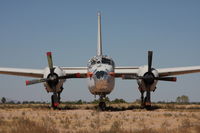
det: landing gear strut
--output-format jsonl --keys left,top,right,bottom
{"left": 145, "top": 90, "right": 151, "bottom": 108}
{"left": 51, "top": 93, "right": 60, "bottom": 109}
{"left": 98, "top": 95, "right": 106, "bottom": 111}
{"left": 140, "top": 90, "right": 145, "bottom": 108}
{"left": 140, "top": 90, "right": 151, "bottom": 109}
{"left": 51, "top": 87, "right": 63, "bottom": 109}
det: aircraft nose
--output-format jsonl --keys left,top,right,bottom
{"left": 95, "top": 71, "right": 108, "bottom": 79}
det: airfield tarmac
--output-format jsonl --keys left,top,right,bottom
{"left": 0, "top": 103, "right": 200, "bottom": 133}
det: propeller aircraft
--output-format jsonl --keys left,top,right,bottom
{"left": 0, "top": 12, "right": 200, "bottom": 110}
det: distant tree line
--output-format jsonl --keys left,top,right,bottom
{"left": 0, "top": 97, "right": 47, "bottom": 104}
{"left": 0, "top": 97, "right": 127, "bottom": 104}
{"left": 1, "top": 97, "right": 6, "bottom": 103}
{"left": 176, "top": 95, "right": 189, "bottom": 103}
{"left": 62, "top": 98, "right": 127, "bottom": 104}
{"left": 1, "top": 95, "right": 199, "bottom": 104}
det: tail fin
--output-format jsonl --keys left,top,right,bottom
{"left": 97, "top": 11, "right": 102, "bottom": 56}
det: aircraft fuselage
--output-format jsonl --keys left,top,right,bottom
{"left": 87, "top": 55, "right": 115, "bottom": 95}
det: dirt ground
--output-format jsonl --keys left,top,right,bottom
{"left": 0, "top": 103, "right": 200, "bottom": 133}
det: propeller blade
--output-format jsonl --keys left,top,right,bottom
{"left": 148, "top": 51, "right": 153, "bottom": 73}
{"left": 26, "top": 78, "right": 48, "bottom": 86}
{"left": 155, "top": 77, "right": 177, "bottom": 82}
{"left": 46, "top": 52, "right": 54, "bottom": 74}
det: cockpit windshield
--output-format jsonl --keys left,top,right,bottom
{"left": 102, "top": 57, "right": 112, "bottom": 65}
{"left": 88, "top": 56, "right": 114, "bottom": 67}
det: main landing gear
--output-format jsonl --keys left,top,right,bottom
{"left": 51, "top": 87, "right": 63, "bottom": 109}
{"left": 140, "top": 90, "right": 151, "bottom": 109}
{"left": 51, "top": 92, "right": 61, "bottom": 109}
{"left": 51, "top": 89, "right": 63, "bottom": 109}
{"left": 98, "top": 95, "right": 106, "bottom": 111}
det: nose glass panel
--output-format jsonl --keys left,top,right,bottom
{"left": 95, "top": 71, "right": 108, "bottom": 79}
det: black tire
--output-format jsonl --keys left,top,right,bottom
{"left": 99, "top": 102, "right": 106, "bottom": 111}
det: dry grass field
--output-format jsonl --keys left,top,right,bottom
{"left": 0, "top": 103, "right": 200, "bottom": 133}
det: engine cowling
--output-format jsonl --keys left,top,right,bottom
{"left": 137, "top": 65, "right": 158, "bottom": 92}
{"left": 43, "top": 66, "right": 66, "bottom": 92}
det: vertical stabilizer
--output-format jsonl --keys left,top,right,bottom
{"left": 97, "top": 12, "right": 102, "bottom": 56}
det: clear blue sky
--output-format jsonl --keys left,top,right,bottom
{"left": 0, "top": 0, "right": 200, "bottom": 102}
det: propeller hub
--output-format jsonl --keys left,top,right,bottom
{"left": 143, "top": 72, "right": 155, "bottom": 85}
{"left": 49, "top": 74, "right": 57, "bottom": 81}
{"left": 47, "top": 73, "right": 59, "bottom": 88}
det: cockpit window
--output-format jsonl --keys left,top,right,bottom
{"left": 97, "top": 61, "right": 101, "bottom": 64}
{"left": 91, "top": 60, "right": 96, "bottom": 65}
{"left": 102, "top": 57, "right": 112, "bottom": 65}
{"left": 88, "top": 56, "right": 114, "bottom": 67}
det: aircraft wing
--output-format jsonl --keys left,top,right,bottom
{"left": 62, "top": 66, "right": 140, "bottom": 78}
{"left": 157, "top": 66, "right": 200, "bottom": 77}
{"left": 61, "top": 67, "right": 88, "bottom": 78}
{"left": 61, "top": 67, "right": 87, "bottom": 74}
{"left": 1, "top": 66, "right": 200, "bottom": 79}
{"left": 0, "top": 67, "right": 88, "bottom": 79}
{"left": 0, "top": 67, "right": 44, "bottom": 78}
{"left": 114, "top": 66, "right": 200, "bottom": 78}
{"left": 114, "top": 66, "right": 139, "bottom": 77}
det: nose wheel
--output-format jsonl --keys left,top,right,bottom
{"left": 98, "top": 95, "right": 106, "bottom": 111}
{"left": 99, "top": 101, "right": 106, "bottom": 111}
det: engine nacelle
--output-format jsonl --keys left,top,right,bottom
{"left": 137, "top": 65, "right": 158, "bottom": 92}
{"left": 43, "top": 66, "right": 66, "bottom": 92}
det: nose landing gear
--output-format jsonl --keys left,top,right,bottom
{"left": 98, "top": 95, "right": 106, "bottom": 111}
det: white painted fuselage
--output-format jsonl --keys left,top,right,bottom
{"left": 87, "top": 55, "right": 115, "bottom": 95}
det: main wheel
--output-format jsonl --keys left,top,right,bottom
{"left": 144, "top": 96, "right": 151, "bottom": 109}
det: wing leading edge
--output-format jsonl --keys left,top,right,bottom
{"left": 0, "top": 67, "right": 88, "bottom": 79}
{"left": 0, "top": 66, "right": 200, "bottom": 79}
{"left": 158, "top": 66, "right": 200, "bottom": 77}
{"left": 61, "top": 67, "right": 87, "bottom": 75}
{"left": 114, "top": 66, "right": 200, "bottom": 78}
{"left": 114, "top": 66, "right": 139, "bottom": 77}
{"left": 0, "top": 67, "right": 44, "bottom": 78}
